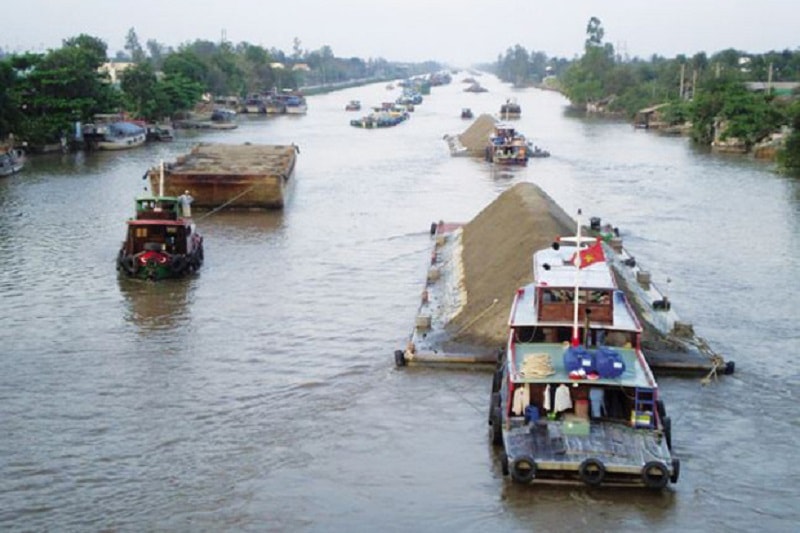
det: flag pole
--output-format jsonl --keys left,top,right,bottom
{"left": 571, "top": 209, "right": 582, "bottom": 347}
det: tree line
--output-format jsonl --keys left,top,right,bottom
{"left": 492, "top": 17, "right": 800, "bottom": 175}
{"left": 0, "top": 29, "right": 438, "bottom": 149}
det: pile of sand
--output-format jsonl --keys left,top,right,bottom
{"left": 457, "top": 114, "right": 497, "bottom": 154}
{"left": 447, "top": 182, "right": 577, "bottom": 346}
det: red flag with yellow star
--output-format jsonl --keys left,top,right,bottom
{"left": 574, "top": 241, "right": 605, "bottom": 269}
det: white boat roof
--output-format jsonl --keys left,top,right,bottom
{"left": 533, "top": 243, "right": 616, "bottom": 290}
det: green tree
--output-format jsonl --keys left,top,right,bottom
{"left": 120, "top": 61, "right": 158, "bottom": 118}
{"left": 777, "top": 99, "right": 800, "bottom": 174}
{"left": 13, "top": 34, "right": 121, "bottom": 145}
{"left": 124, "top": 28, "right": 146, "bottom": 63}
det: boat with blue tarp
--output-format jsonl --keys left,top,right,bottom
{"left": 490, "top": 215, "right": 679, "bottom": 488}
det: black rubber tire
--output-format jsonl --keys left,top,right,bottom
{"left": 491, "top": 369, "right": 502, "bottom": 393}
{"left": 488, "top": 392, "right": 500, "bottom": 423}
{"left": 663, "top": 416, "right": 672, "bottom": 450}
{"left": 656, "top": 399, "right": 667, "bottom": 420}
{"left": 670, "top": 457, "right": 680, "bottom": 484}
{"left": 642, "top": 461, "right": 669, "bottom": 489}
{"left": 490, "top": 406, "right": 503, "bottom": 446}
{"left": 579, "top": 458, "right": 606, "bottom": 486}
{"left": 724, "top": 361, "right": 736, "bottom": 375}
{"left": 429, "top": 222, "right": 437, "bottom": 235}
{"left": 510, "top": 456, "right": 537, "bottom": 484}
{"left": 499, "top": 450, "right": 509, "bottom": 476}
{"left": 394, "top": 349, "right": 406, "bottom": 367}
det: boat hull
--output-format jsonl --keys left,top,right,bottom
{"left": 96, "top": 133, "right": 146, "bottom": 150}
{"left": 150, "top": 143, "right": 298, "bottom": 209}
{"left": 117, "top": 247, "right": 204, "bottom": 281}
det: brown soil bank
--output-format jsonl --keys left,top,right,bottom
{"left": 448, "top": 182, "right": 576, "bottom": 346}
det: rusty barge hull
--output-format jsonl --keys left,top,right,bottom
{"left": 150, "top": 143, "right": 298, "bottom": 209}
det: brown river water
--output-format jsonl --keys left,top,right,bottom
{"left": 1, "top": 74, "right": 798, "bottom": 532}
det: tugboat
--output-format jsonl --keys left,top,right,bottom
{"left": 490, "top": 213, "right": 678, "bottom": 488}
{"left": 117, "top": 167, "right": 204, "bottom": 280}
{"left": 485, "top": 124, "right": 530, "bottom": 165}
{"left": 500, "top": 98, "right": 521, "bottom": 120}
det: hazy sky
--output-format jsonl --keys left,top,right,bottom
{"left": 4, "top": 0, "right": 798, "bottom": 65}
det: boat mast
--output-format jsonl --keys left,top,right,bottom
{"left": 159, "top": 160, "right": 164, "bottom": 197}
{"left": 571, "top": 209, "right": 582, "bottom": 346}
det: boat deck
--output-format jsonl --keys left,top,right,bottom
{"left": 511, "top": 342, "right": 652, "bottom": 388}
{"left": 504, "top": 416, "right": 673, "bottom": 480}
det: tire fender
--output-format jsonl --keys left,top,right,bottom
{"left": 670, "top": 457, "right": 680, "bottom": 484}
{"left": 642, "top": 461, "right": 669, "bottom": 489}
{"left": 579, "top": 458, "right": 606, "bottom": 486}
{"left": 510, "top": 456, "right": 536, "bottom": 484}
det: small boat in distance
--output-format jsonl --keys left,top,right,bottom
{"left": 500, "top": 98, "right": 521, "bottom": 120}
{"left": 0, "top": 146, "right": 25, "bottom": 177}
{"left": 345, "top": 100, "right": 361, "bottom": 111}
{"left": 461, "top": 108, "right": 474, "bottom": 119}
{"left": 491, "top": 217, "right": 679, "bottom": 488}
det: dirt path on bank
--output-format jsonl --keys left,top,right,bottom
{"left": 448, "top": 182, "right": 577, "bottom": 347}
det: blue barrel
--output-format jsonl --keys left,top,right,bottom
{"left": 595, "top": 347, "right": 625, "bottom": 378}
{"left": 564, "top": 346, "right": 594, "bottom": 372}
{"left": 524, "top": 405, "right": 540, "bottom": 423}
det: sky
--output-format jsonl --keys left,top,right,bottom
{"left": 3, "top": 0, "right": 799, "bottom": 66}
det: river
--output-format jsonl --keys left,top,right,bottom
{"left": 1, "top": 73, "right": 798, "bottom": 532}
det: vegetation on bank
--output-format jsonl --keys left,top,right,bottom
{"left": 0, "top": 29, "right": 440, "bottom": 149}
{"left": 492, "top": 17, "right": 800, "bottom": 175}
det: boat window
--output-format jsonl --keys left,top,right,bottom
{"left": 135, "top": 228, "right": 148, "bottom": 238}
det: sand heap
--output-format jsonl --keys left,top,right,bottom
{"left": 458, "top": 113, "right": 497, "bottom": 152}
{"left": 444, "top": 113, "right": 497, "bottom": 156}
{"left": 447, "top": 182, "right": 576, "bottom": 346}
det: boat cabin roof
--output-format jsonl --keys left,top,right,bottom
{"left": 126, "top": 218, "right": 189, "bottom": 228}
{"left": 135, "top": 196, "right": 181, "bottom": 220}
{"left": 533, "top": 242, "right": 615, "bottom": 290}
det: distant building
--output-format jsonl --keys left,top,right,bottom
{"left": 100, "top": 61, "right": 134, "bottom": 85}
{"left": 744, "top": 81, "right": 800, "bottom": 97}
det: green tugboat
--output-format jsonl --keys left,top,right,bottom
{"left": 116, "top": 194, "right": 204, "bottom": 281}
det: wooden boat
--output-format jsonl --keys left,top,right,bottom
{"left": 117, "top": 193, "right": 204, "bottom": 281}
{"left": 149, "top": 143, "right": 299, "bottom": 209}
{"left": 490, "top": 218, "right": 679, "bottom": 488}
{"left": 0, "top": 147, "right": 25, "bottom": 177}
{"left": 500, "top": 98, "right": 521, "bottom": 120}
{"left": 345, "top": 100, "right": 361, "bottom": 111}
{"left": 461, "top": 108, "right": 474, "bottom": 119}
{"left": 485, "top": 124, "right": 529, "bottom": 165}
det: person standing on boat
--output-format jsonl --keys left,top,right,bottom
{"left": 178, "top": 190, "right": 194, "bottom": 217}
